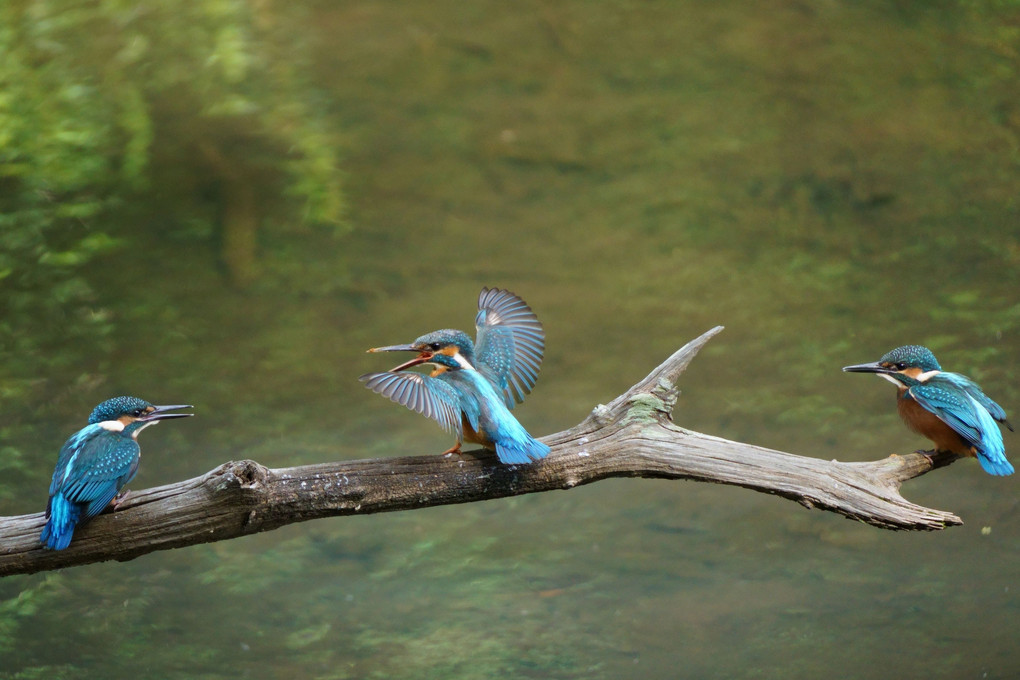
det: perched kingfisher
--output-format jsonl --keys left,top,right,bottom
{"left": 360, "top": 287, "right": 550, "bottom": 465}
{"left": 41, "top": 396, "right": 193, "bottom": 550}
{"left": 843, "top": 345, "right": 1013, "bottom": 476}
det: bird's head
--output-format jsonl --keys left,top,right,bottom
{"left": 88, "top": 396, "right": 194, "bottom": 429}
{"left": 842, "top": 345, "right": 942, "bottom": 386}
{"left": 368, "top": 329, "right": 476, "bottom": 373}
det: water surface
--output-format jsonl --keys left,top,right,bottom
{"left": 2, "top": 2, "right": 1018, "bottom": 678}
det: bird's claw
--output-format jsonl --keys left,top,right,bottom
{"left": 110, "top": 490, "right": 132, "bottom": 511}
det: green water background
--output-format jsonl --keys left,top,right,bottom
{"left": 2, "top": 2, "right": 1019, "bottom": 678}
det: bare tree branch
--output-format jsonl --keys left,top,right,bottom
{"left": 0, "top": 326, "right": 963, "bottom": 577}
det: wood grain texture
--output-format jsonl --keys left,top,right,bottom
{"left": 0, "top": 326, "right": 963, "bottom": 577}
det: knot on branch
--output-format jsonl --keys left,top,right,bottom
{"left": 590, "top": 404, "right": 612, "bottom": 426}
{"left": 212, "top": 460, "right": 271, "bottom": 492}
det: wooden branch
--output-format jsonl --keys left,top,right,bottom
{"left": 0, "top": 326, "right": 963, "bottom": 577}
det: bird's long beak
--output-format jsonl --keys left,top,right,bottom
{"left": 140, "top": 404, "right": 195, "bottom": 421}
{"left": 841, "top": 361, "right": 892, "bottom": 374}
{"left": 368, "top": 344, "right": 419, "bottom": 353}
{"left": 367, "top": 344, "right": 433, "bottom": 372}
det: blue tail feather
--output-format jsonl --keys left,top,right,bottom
{"left": 41, "top": 493, "right": 80, "bottom": 550}
{"left": 969, "top": 396, "right": 1013, "bottom": 476}
{"left": 977, "top": 452, "right": 1014, "bottom": 476}
{"left": 495, "top": 438, "right": 550, "bottom": 465}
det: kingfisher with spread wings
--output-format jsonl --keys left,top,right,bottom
{"left": 360, "top": 287, "right": 550, "bottom": 465}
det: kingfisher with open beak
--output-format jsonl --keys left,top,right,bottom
{"left": 360, "top": 287, "right": 550, "bottom": 465}
{"left": 843, "top": 345, "right": 1013, "bottom": 475}
{"left": 41, "top": 396, "right": 193, "bottom": 550}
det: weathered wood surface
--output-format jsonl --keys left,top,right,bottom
{"left": 0, "top": 326, "right": 963, "bottom": 577}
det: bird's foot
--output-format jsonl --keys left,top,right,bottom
{"left": 441, "top": 443, "right": 462, "bottom": 458}
{"left": 918, "top": 449, "right": 961, "bottom": 470}
{"left": 110, "top": 490, "right": 132, "bottom": 511}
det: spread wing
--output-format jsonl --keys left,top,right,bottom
{"left": 360, "top": 372, "right": 462, "bottom": 435}
{"left": 49, "top": 426, "right": 140, "bottom": 519}
{"left": 473, "top": 287, "right": 544, "bottom": 409}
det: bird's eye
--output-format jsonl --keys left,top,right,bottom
{"left": 429, "top": 343, "right": 441, "bottom": 351}
{"left": 895, "top": 363, "right": 907, "bottom": 370}
{"left": 132, "top": 408, "right": 146, "bottom": 417}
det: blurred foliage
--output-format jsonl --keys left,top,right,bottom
{"left": 1, "top": 0, "right": 345, "bottom": 223}
{"left": 0, "top": 5, "right": 344, "bottom": 368}
{"left": 0, "top": 0, "right": 348, "bottom": 502}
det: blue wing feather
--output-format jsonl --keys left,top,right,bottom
{"left": 359, "top": 372, "right": 462, "bottom": 436}
{"left": 908, "top": 383, "right": 983, "bottom": 448}
{"left": 42, "top": 425, "right": 141, "bottom": 549}
{"left": 943, "top": 372, "right": 1013, "bottom": 431}
{"left": 474, "top": 288, "right": 545, "bottom": 409}
{"left": 909, "top": 378, "right": 1013, "bottom": 476}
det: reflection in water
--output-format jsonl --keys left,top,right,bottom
{"left": 1, "top": 2, "right": 1019, "bottom": 679}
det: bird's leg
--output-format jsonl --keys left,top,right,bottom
{"left": 917, "top": 449, "right": 962, "bottom": 470}
{"left": 110, "top": 490, "right": 132, "bottom": 511}
{"left": 442, "top": 442, "right": 462, "bottom": 458}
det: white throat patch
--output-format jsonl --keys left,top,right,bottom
{"left": 131, "top": 420, "right": 159, "bottom": 439}
{"left": 877, "top": 373, "right": 903, "bottom": 387}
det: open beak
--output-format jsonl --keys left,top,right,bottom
{"left": 368, "top": 344, "right": 434, "bottom": 372}
{"left": 841, "top": 361, "right": 892, "bottom": 374}
{"left": 140, "top": 404, "right": 195, "bottom": 421}
{"left": 368, "top": 344, "right": 419, "bottom": 353}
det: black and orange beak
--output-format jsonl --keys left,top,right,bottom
{"left": 368, "top": 344, "right": 434, "bottom": 372}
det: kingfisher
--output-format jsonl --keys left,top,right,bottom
{"left": 41, "top": 396, "right": 193, "bottom": 550}
{"left": 843, "top": 345, "right": 1013, "bottom": 476}
{"left": 360, "top": 287, "right": 550, "bottom": 465}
